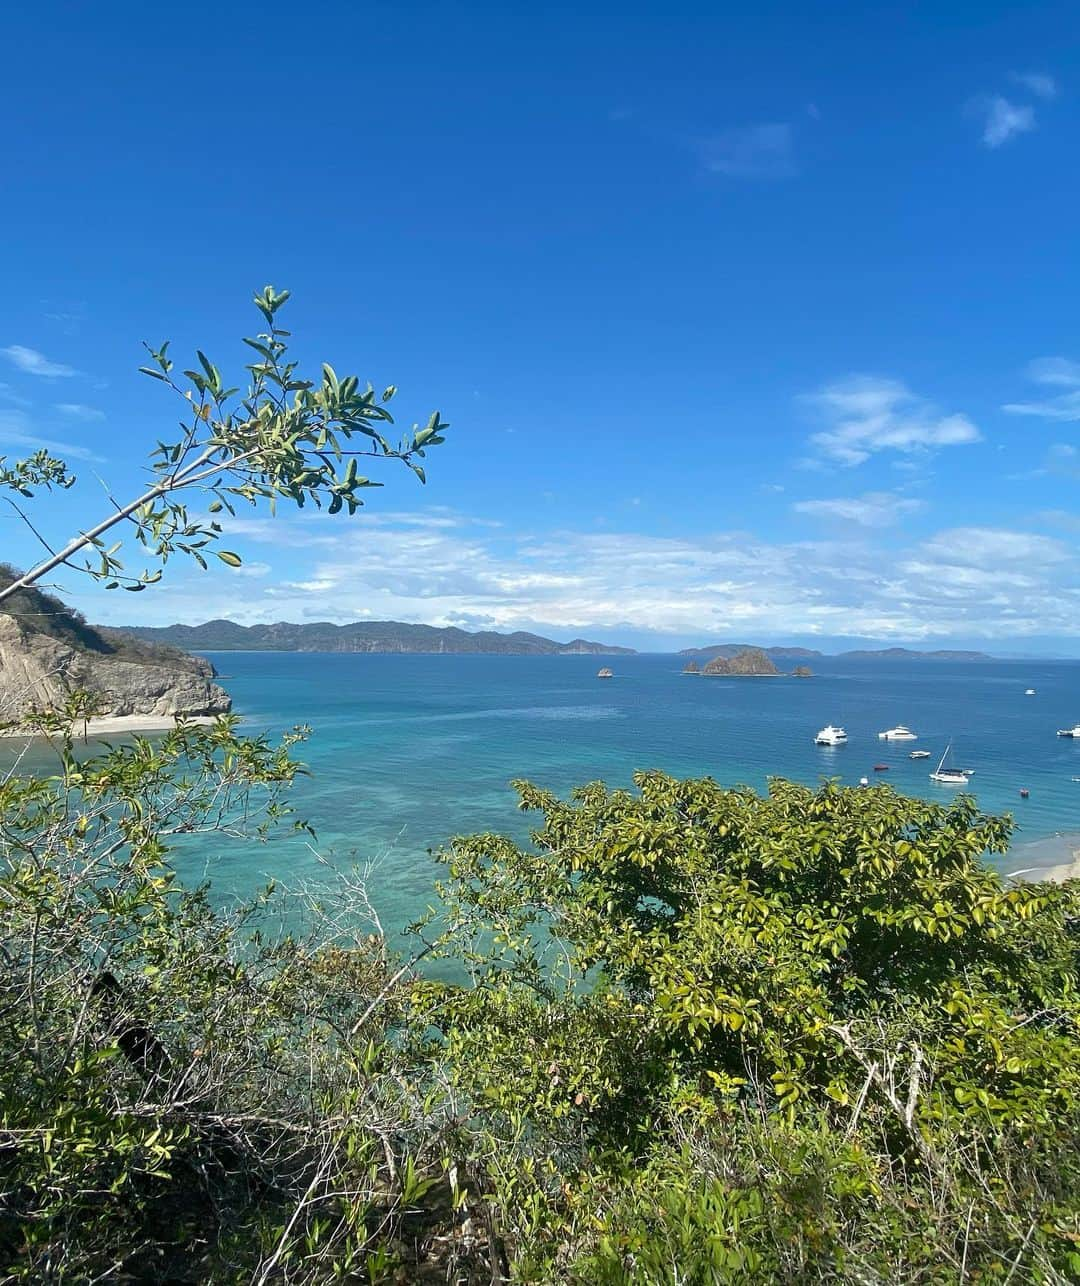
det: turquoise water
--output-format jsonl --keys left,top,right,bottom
{"left": 162, "top": 652, "right": 1080, "bottom": 934}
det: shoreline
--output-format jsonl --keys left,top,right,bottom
{"left": 0, "top": 713, "right": 221, "bottom": 741}
{"left": 1001, "top": 832, "right": 1080, "bottom": 884}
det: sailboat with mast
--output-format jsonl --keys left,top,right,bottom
{"left": 929, "top": 743, "right": 971, "bottom": 786}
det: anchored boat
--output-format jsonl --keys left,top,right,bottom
{"left": 814, "top": 725, "right": 847, "bottom": 746}
{"left": 929, "top": 743, "right": 971, "bottom": 786}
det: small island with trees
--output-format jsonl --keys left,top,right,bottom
{"left": 702, "top": 647, "right": 780, "bottom": 677}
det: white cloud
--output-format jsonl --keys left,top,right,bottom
{"left": 804, "top": 376, "right": 980, "bottom": 466}
{"left": 54, "top": 402, "right": 105, "bottom": 421}
{"left": 793, "top": 491, "right": 923, "bottom": 528}
{"left": 1003, "top": 357, "right": 1080, "bottom": 420}
{"left": 86, "top": 509, "right": 1080, "bottom": 644}
{"left": 969, "top": 95, "right": 1036, "bottom": 147}
{"left": 1011, "top": 71, "right": 1057, "bottom": 100}
{"left": 915, "top": 527, "right": 1070, "bottom": 568}
{"left": 0, "top": 345, "right": 76, "bottom": 378}
{"left": 0, "top": 409, "right": 103, "bottom": 461}
{"left": 698, "top": 123, "right": 795, "bottom": 178}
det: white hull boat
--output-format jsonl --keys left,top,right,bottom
{"left": 815, "top": 725, "right": 847, "bottom": 746}
{"left": 878, "top": 725, "right": 917, "bottom": 741}
{"left": 1058, "top": 725, "right": 1080, "bottom": 738}
{"left": 929, "top": 743, "right": 971, "bottom": 786}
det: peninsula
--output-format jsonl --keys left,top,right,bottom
{"left": 0, "top": 567, "right": 230, "bottom": 734}
{"left": 117, "top": 619, "right": 636, "bottom": 655}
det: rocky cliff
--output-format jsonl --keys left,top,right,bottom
{"left": 0, "top": 571, "right": 231, "bottom": 725}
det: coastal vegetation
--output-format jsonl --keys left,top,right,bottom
{"left": 1, "top": 292, "right": 1079, "bottom": 1282}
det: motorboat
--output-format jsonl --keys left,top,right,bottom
{"left": 1025, "top": 689, "right": 1036, "bottom": 696}
{"left": 1057, "top": 724, "right": 1080, "bottom": 738}
{"left": 814, "top": 725, "right": 847, "bottom": 746}
{"left": 873, "top": 763, "right": 889, "bottom": 771}
{"left": 877, "top": 725, "right": 917, "bottom": 741}
{"left": 910, "top": 750, "right": 931, "bottom": 759}
{"left": 597, "top": 667, "right": 614, "bottom": 679}
{"left": 929, "top": 743, "right": 971, "bottom": 786}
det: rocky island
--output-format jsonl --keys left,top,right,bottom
{"left": 702, "top": 647, "right": 780, "bottom": 677}
{"left": 0, "top": 568, "right": 231, "bottom": 735}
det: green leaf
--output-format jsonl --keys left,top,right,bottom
{"left": 216, "top": 551, "right": 243, "bottom": 568}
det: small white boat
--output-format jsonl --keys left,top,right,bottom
{"left": 815, "top": 725, "right": 847, "bottom": 746}
{"left": 910, "top": 750, "right": 931, "bottom": 759}
{"left": 929, "top": 743, "right": 971, "bottom": 786}
{"left": 1057, "top": 724, "right": 1080, "bottom": 738}
{"left": 597, "top": 667, "right": 614, "bottom": 679}
{"left": 878, "top": 724, "right": 917, "bottom": 741}
{"left": 1025, "top": 689, "right": 1036, "bottom": 696}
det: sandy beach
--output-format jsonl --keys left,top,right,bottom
{"left": 0, "top": 713, "right": 220, "bottom": 740}
{"left": 1003, "top": 832, "right": 1080, "bottom": 884}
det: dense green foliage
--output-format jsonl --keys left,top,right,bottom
{"left": 429, "top": 773, "right": 1080, "bottom": 1280}
{"left": 3, "top": 763, "right": 1079, "bottom": 1280}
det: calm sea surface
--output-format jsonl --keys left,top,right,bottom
{"left": 148, "top": 651, "right": 1080, "bottom": 935}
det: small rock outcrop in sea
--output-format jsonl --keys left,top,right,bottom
{"left": 702, "top": 647, "right": 779, "bottom": 677}
{"left": 682, "top": 660, "right": 701, "bottom": 674}
{"left": 0, "top": 567, "right": 231, "bottom": 725}
{"left": 791, "top": 665, "right": 814, "bottom": 677}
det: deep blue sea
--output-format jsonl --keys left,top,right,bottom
{"left": 154, "top": 651, "right": 1080, "bottom": 936}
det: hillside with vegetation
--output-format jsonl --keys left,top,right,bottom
{"left": 118, "top": 618, "right": 636, "bottom": 655}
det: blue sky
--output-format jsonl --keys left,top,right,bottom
{"left": 1, "top": 0, "right": 1078, "bottom": 652}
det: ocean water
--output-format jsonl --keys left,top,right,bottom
{"left": 155, "top": 651, "right": 1080, "bottom": 936}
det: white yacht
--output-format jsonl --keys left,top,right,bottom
{"left": 1058, "top": 724, "right": 1080, "bottom": 738}
{"left": 929, "top": 744, "right": 971, "bottom": 786}
{"left": 815, "top": 725, "right": 848, "bottom": 746}
{"left": 910, "top": 750, "right": 931, "bottom": 759}
{"left": 878, "top": 725, "right": 917, "bottom": 741}
{"left": 1025, "top": 689, "right": 1036, "bottom": 696}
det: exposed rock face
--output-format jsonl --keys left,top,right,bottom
{"left": 0, "top": 571, "right": 231, "bottom": 724}
{"left": 702, "top": 647, "right": 779, "bottom": 677}
{"left": 682, "top": 660, "right": 701, "bottom": 674}
{"left": 791, "top": 665, "right": 814, "bottom": 678}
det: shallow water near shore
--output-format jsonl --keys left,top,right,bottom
{"left": 8, "top": 652, "right": 1080, "bottom": 937}
{"left": 184, "top": 652, "right": 1080, "bottom": 931}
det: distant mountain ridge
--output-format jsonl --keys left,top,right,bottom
{"left": 117, "top": 619, "right": 636, "bottom": 656}
{"left": 680, "top": 642, "right": 992, "bottom": 662}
